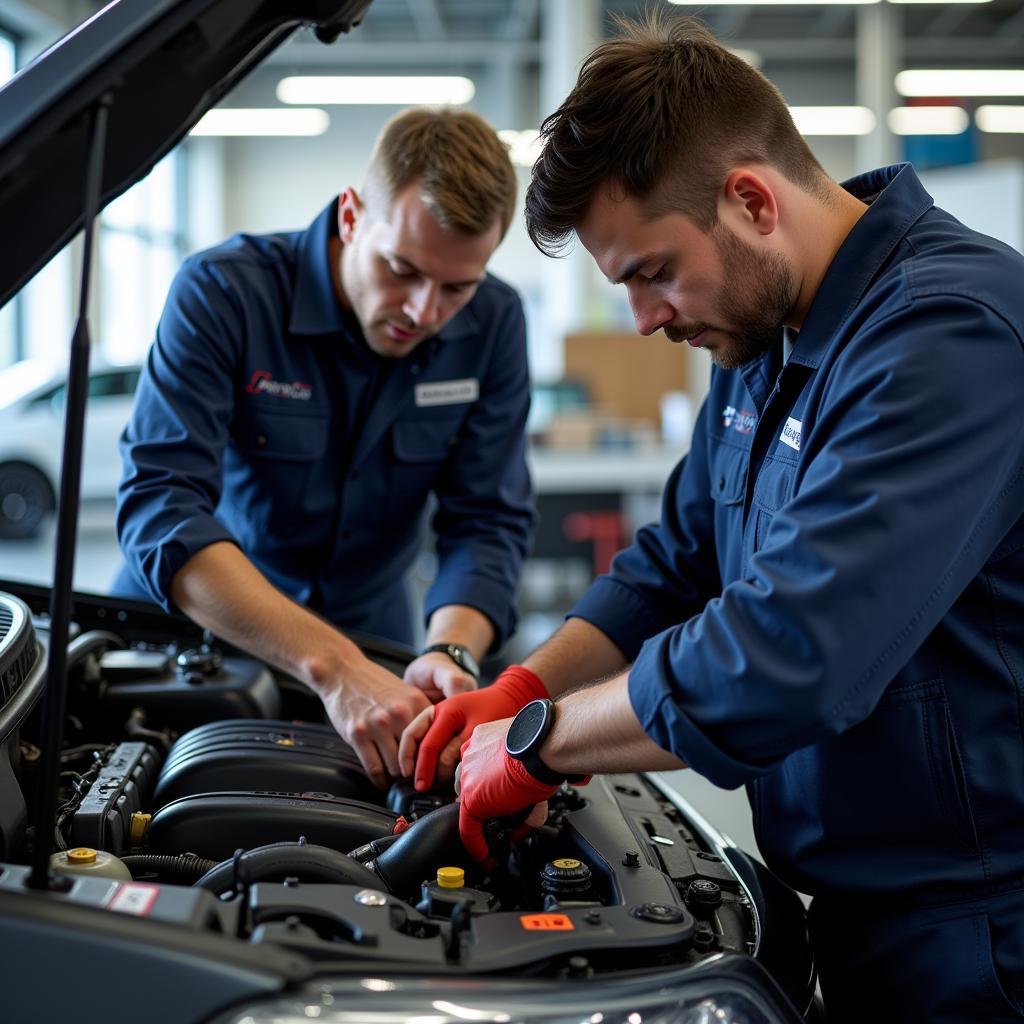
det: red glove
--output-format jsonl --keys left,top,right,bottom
{"left": 458, "top": 735, "right": 559, "bottom": 865}
{"left": 414, "top": 665, "right": 548, "bottom": 791}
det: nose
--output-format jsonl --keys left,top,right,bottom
{"left": 627, "top": 285, "right": 673, "bottom": 337}
{"left": 404, "top": 280, "right": 441, "bottom": 329}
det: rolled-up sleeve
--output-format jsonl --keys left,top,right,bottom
{"left": 116, "top": 257, "right": 242, "bottom": 610}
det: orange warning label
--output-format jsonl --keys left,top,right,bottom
{"left": 520, "top": 913, "right": 575, "bottom": 931}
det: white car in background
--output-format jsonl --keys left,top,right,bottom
{"left": 0, "top": 360, "right": 140, "bottom": 538}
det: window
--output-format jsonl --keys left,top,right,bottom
{"left": 0, "top": 29, "right": 18, "bottom": 369}
{"left": 98, "top": 151, "right": 186, "bottom": 364}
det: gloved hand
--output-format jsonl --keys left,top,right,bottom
{"left": 401, "top": 665, "right": 549, "bottom": 791}
{"left": 455, "top": 718, "right": 556, "bottom": 866}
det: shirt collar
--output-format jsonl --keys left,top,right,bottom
{"left": 786, "top": 163, "right": 934, "bottom": 369}
{"left": 288, "top": 198, "right": 350, "bottom": 337}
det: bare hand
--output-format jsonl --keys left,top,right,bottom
{"left": 403, "top": 652, "right": 479, "bottom": 704}
{"left": 321, "top": 659, "right": 431, "bottom": 788}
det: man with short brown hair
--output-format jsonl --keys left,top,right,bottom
{"left": 406, "top": 15, "right": 1024, "bottom": 1021}
{"left": 116, "top": 107, "right": 534, "bottom": 787}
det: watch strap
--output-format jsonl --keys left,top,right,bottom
{"left": 421, "top": 642, "right": 480, "bottom": 680}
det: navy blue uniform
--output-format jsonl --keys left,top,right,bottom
{"left": 115, "top": 200, "right": 534, "bottom": 648}
{"left": 572, "top": 165, "right": 1024, "bottom": 1020}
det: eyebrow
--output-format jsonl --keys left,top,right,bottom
{"left": 390, "top": 253, "right": 484, "bottom": 289}
{"left": 609, "top": 252, "right": 662, "bottom": 286}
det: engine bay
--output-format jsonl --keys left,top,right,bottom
{"left": 0, "top": 585, "right": 798, "bottom": 991}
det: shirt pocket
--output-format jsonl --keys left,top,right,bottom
{"left": 230, "top": 407, "right": 330, "bottom": 537}
{"left": 752, "top": 454, "right": 796, "bottom": 553}
{"left": 385, "top": 415, "right": 462, "bottom": 522}
{"left": 708, "top": 442, "right": 747, "bottom": 583}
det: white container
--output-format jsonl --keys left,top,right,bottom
{"left": 50, "top": 847, "right": 132, "bottom": 880}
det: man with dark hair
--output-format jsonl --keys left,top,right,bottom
{"left": 115, "top": 107, "right": 534, "bottom": 787}
{"left": 403, "top": 16, "right": 1024, "bottom": 1021}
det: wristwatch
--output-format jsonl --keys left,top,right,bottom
{"left": 421, "top": 642, "right": 480, "bottom": 681}
{"left": 504, "top": 698, "right": 586, "bottom": 786}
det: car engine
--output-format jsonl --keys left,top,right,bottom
{"left": 0, "top": 585, "right": 813, "bottom": 1016}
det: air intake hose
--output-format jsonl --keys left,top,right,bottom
{"left": 372, "top": 803, "right": 469, "bottom": 899}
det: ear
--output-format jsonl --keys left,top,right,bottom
{"left": 719, "top": 169, "right": 778, "bottom": 237}
{"left": 337, "top": 186, "right": 363, "bottom": 245}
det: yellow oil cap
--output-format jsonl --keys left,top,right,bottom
{"left": 130, "top": 812, "right": 152, "bottom": 846}
{"left": 552, "top": 858, "right": 582, "bottom": 870}
{"left": 67, "top": 847, "right": 97, "bottom": 865}
{"left": 436, "top": 866, "right": 465, "bottom": 889}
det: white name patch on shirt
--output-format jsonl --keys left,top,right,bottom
{"left": 415, "top": 378, "right": 479, "bottom": 407}
{"left": 780, "top": 416, "right": 802, "bottom": 452}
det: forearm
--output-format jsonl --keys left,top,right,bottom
{"left": 523, "top": 617, "right": 629, "bottom": 698}
{"left": 424, "top": 604, "right": 494, "bottom": 662}
{"left": 168, "top": 541, "right": 365, "bottom": 699}
{"left": 540, "top": 673, "right": 686, "bottom": 776}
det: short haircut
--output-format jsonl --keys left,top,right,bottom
{"left": 365, "top": 107, "right": 517, "bottom": 239}
{"left": 525, "top": 12, "right": 831, "bottom": 256}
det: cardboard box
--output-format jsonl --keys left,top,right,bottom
{"left": 564, "top": 330, "right": 689, "bottom": 424}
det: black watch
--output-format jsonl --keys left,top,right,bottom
{"left": 421, "top": 642, "right": 480, "bottom": 681}
{"left": 505, "top": 698, "right": 583, "bottom": 787}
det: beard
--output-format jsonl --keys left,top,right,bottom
{"left": 669, "top": 225, "right": 797, "bottom": 371}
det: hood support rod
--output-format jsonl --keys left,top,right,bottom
{"left": 28, "top": 92, "right": 113, "bottom": 891}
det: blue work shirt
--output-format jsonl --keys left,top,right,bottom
{"left": 115, "top": 199, "right": 535, "bottom": 648}
{"left": 573, "top": 164, "right": 1024, "bottom": 906}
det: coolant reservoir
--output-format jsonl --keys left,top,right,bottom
{"left": 50, "top": 847, "right": 132, "bottom": 880}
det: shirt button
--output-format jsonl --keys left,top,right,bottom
{"left": 718, "top": 477, "right": 726, "bottom": 491}
{"left": 256, "top": 435, "right": 268, "bottom": 448}
{"left": 410, "top": 364, "right": 421, "bottom": 376}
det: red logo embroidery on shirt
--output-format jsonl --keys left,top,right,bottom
{"left": 245, "top": 370, "right": 313, "bottom": 401}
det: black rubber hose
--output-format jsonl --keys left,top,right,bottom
{"left": 195, "top": 840, "right": 380, "bottom": 895}
{"left": 122, "top": 853, "right": 218, "bottom": 884}
{"left": 372, "top": 803, "right": 469, "bottom": 899}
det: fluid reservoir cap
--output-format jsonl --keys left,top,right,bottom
{"left": 67, "top": 848, "right": 97, "bottom": 865}
{"left": 541, "top": 857, "right": 592, "bottom": 893}
{"left": 686, "top": 878, "right": 723, "bottom": 909}
{"left": 437, "top": 866, "right": 465, "bottom": 889}
{"left": 130, "top": 812, "right": 152, "bottom": 846}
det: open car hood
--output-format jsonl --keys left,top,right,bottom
{"left": 0, "top": 0, "right": 372, "bottom": 309}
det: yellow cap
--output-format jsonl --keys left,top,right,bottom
{"left": 67, "top": 848, "right": 97, "bottom": 865}
{"left": 552, "top": 858, "right": 582, "bottom": 870}
{"left": 436, "top": 866, "right": 465, "bottom": 889}
{"left": 275, "top": 737, "right": 296, "bottom": 746}
{"left": 130, "top": 812, "right": 152, "bottom": 846}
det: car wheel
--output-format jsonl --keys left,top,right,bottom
{"left": 0, "top": 463, "right": 55, "bottom": 540}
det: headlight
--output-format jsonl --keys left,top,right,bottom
{"left": 213, "top": 954, "right": 804, "bottom": 1024}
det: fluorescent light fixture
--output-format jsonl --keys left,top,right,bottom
{"left": 498, "top": 129, "right": 542, "bottom": 168}
{"left": 896, "top": 69, "right": 1024, "bottom": 97}
{"left": 277, "top": 76, "right": 475, "bottom": 106}
{"left": 887, "top": 105, "right": 969, "bottom": 135}
{"left": 669, "top": 0, "right": 879, "bottom": 4}
{"left": 890, "top": 0, "right": 991, "bottom": 4}
{"left": 789, "top": 106, "right": 876, "bottom": 136}
{"left": 189, "top": 108, "right": 329, "bottom": 136}
{"left": 976, "top": 105, "right": 1024, "bottom": 133}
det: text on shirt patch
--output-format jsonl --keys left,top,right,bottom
{"left": 780, "top": 416, "right": 802, "bottom": 452}
{"left": 721, "top": 405, "right": 756, "bottom": 434}
{"left": 245, "top": 370, "right": 313, "bottom": 400}
{"left": 415, "top": 378, "right": 479, "bottom": 407}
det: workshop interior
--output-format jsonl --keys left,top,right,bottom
{"left": 0, "top": 2, "right": 1022, "bottom": 1023}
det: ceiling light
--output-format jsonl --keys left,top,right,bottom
{"left": 889, "top": 0, "right": 991, "bottom": 4}
{"left": 976, "top": 105, "right": 1024, "bottom": 132}
{"left": 189, "top": 108, "right": 329, "bottom": 137}
{"left": 789, "top": 106, "right": 876, "bottom": 136}
{"left": 277, "top": 76, "right": 475, "bottom": 106}
{"left": 896, "top": 69, "right": 1024, "bottom": 97}
{"left": 669, "top": 0, "right": 879, "bottom": 5}
{"left": 498, "top": 129, "right": 542, "bottom": 167}
{"left": 887, "top": 105, "right": 969, "bottom": 134}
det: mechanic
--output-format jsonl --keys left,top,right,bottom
{"left": 114, "top": 108, "right": 535, "bottom": 787}
{"left": 402, "top": 15, "right": 1024, "bottom": 1023}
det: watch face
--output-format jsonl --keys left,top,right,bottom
{"left": 505, "top": 699, "right": 549, "bottom": 757}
